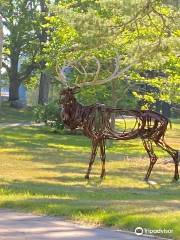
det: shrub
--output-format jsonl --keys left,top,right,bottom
{"left": 33, "top": 101, "right": 64, "bottom": 129}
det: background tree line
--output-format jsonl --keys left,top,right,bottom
{"left": 0, "top": 0, "right": 179, "bottom": 119}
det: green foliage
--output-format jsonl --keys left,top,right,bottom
{"left": 2, "top": 0, "right": 180, "bottom": 107}
{"left": 33, "top": 101, "right": 64, "bottom": 129}
{"left": 44, "top": 0, "right": 180, "bottom": 108}
{"left": 133, "top": 53, "right": 180, "bottom": 106}
{"left": 2, "top": 0, "right": 40, "bottom": 66}
{"left": 1, "top": 0, "right": 53, "bottom": 101}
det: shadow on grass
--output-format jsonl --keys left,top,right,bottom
{"left": 0, "top": 177, "right": 179, "bottom": 201}
{"left": 0, "top": 120, "right": 180, "bottom": 239}
{"left": 0, "top": 126, "right": 159, "bottom": 157}
{"left": 0, "top": 126, "right": 178, "bottom": 186}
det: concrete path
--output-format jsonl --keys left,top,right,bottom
{"left": 0, "top": 122, "right": 44, "bottom": 128}
{"left": 0, "top": 209, "right": 163, "bottom": 240}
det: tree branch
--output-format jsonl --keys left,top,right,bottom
{"left": 19, "top": 62, "right": 37, "bottom": 82}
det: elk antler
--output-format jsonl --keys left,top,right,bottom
{"left": 56, "top": 53, "right": 139, "bottom": 88}
{"left": 72, "top": 54, "right": 136, "bottom": 88}
{"left": 56, "top": 38, "right": 163, "bottom": 89}
{"left": 55, "top": 65, "right": 69, "bottom": 87}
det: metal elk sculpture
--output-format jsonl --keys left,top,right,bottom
{"left": 56, "top": 56, "right": 179, "bottom": 182}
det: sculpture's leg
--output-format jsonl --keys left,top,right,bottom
{"left": 142, "top": 139, "right": 158, "bottom": 182}
{"left": 99, "top": 139, "right": 106, "bottom": 179}
{"left": 156, "top": 139, "right": 179, "bottom": 181}
{"left": 85, "top": 139, "right": 99, "bottom": 179}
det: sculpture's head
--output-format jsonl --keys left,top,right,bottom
{"left": 56, "top": 55, "right": 123, "bottom": 106}
{"left": 59, "top": 87, "right": 80, "bottom": 105}
{"left": 59, "top": 86, "right": 81, "bottom": 130}
{"left": 55, "top": 55, "right": 124, "bottom": 132}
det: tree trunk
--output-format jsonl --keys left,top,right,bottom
{"left": 9, "top": 79, "right": 24, "bottom": 108}
{"left": 162, "top": 102, "right": 171, "bottom": 118}
{"left": 155, "top": 100, "right": 161, "bottom": 113}
{"left": 111, "top": 80, "right": 117, "bottom": 130}
{"left": 0, "top": 15, "right": 3, "bottom": 71}
{"left": 174, "top": 0, "right": 179, "bottom": 8}
{"left": 9, "top": 79, "right": 20, "bottom": 101}
{"left": 38, "top": 72, "right": 50, "bottom": 105}
{"left": 111, "top": 110, "right": 116, "bottom": 130}
{"left": 8, "top": 45, "right": 21, "bottom": 103}
{"left": 0, "top": 15, "right": 3, "bottom": 109}
{"left": 38, "top": 0, "right": 49, "bottom": 105}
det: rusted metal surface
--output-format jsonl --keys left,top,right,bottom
{"left": 60, "top": 87, "right": 179, "bottom": 182}
{"left": 57, "top": 55, "right": 179, "bottom": 182}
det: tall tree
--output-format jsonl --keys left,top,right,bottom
{"left": 38, "top": 0, "right": 50, "bottom": 105}
{"left": 1, "top": 0, "right": 40, "bottom": 107}
{"left": 46, "top": 0, "right": 179, "bottom": 108}
{"left": 0, "top": 14, "right": 3, "bottom": 72}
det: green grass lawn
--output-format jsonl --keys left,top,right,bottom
{"left": 0, "top": 118, "right": 180, "bottom": 239}
{"left": 0, "top": 102, "right": 33, "bottom": 123}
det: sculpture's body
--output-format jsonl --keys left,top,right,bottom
{"left": 60, "top": 87, "right": 179, "bottom": 181}
{"left": 56, "top": 55, "right": 179, "bottom": 182}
